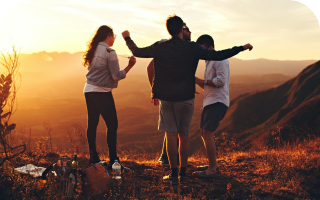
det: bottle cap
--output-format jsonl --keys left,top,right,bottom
{"left": 114, "top": 160, "right": 118, "bottom": 163}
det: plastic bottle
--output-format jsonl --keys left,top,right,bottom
{"left": 71, "top": 153, "right": 78, "bottom": 170}
{"left": 112, "top": 160, "right": 121, "bottom": 179}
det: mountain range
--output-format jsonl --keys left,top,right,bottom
{"left": 9, "top": 51, "right": 319, "bottom": 152}
{"left": 215, "top": 60, "right": 320, "bottom": 148}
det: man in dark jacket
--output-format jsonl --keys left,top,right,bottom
{"left": 122, "top": 15, "right": 253, "bottom": 184}
{"left": 147, "top": 22, "right": 192, "bottom": 167}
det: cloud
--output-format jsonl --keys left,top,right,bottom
{"left": 50, "top": 6, "right": 92, "bottom": 18}
{"left": 129, "top": 18, "right": 163, "bottom": 29}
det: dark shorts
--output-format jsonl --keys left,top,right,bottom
{"left": 200, "top": 102, "right": 228, "bottom": 132}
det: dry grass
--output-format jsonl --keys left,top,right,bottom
{"left": 1, "top": 136, "right": 320, "bottom": 199}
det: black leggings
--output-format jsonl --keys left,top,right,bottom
{"left": 85, "top": 92, "right": 118, "bottom": 161}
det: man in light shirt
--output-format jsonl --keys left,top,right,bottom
{"left": 194, "top": 34, "right": 231, "bottom": 178}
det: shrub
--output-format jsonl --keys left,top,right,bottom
{"left": 0, "top": 45, "right": 25, "bottom": 167}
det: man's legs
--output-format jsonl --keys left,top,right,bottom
{"left": 163, "top": 131, "right": 179, "bottom": 184}
{"left": 193, "top": 103, "right": 227, "bottom": 178}
{"left": 161, "top": 136, "right": 167, "bottom": 156}
{"left": 160, "top": 99, "right": 193, "bottom": 183}
{"left": 178, "top": 134, "right": 189, "bottom": 168}
{"left": 158, "top": 136, "right": 169, "bottom": 165}
{"left": 175, "top": 99, "right": 193, "bottom": 168}
{"left": 166, "top": 132, "right": 178, "bottom": 169}
{"left": 158, "top": 100, "right": 177, "bottom": 168}
{"left": 201, "top": 128, "right": 218, "bottom": 175}
{"left": 158, "top": 135, "right": 180, "bottom": 165}
{"left": 166, "top": 132, "right": 189, "bottom": 168}
{"left": 178, "top": 134, "right": 189, "bottom": 183}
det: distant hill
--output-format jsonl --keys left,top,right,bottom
{"left": 11, "top": 51, "right": 316, "bottom": 151}
{"left": 215, "top": 61, "right": 320, "bottom": 148}
{"left": 196, "top": 58, "right": 316, "bottom": 77}
{"left": 229, "top": 58, "right": 316, "bottom": 76}
{"left": 20, "top": 51, "right": 316, "bottom": 77}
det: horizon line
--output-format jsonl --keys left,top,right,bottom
{"left": 19, "top": 51, "right": 319, "bottom": 62}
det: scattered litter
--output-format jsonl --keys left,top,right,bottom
{"left": 14, "top": 164, "right": 46, "bottom": 178}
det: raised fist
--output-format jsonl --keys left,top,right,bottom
{"left": 122, "top": 30, "right": 130, "bottom": 39}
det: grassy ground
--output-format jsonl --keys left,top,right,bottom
{"left": 1, "top": 138, "right": 320, "bottom": 199}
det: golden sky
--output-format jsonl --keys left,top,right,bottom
{"left": 0, "top": 0, "right": 319, "bottom": 60}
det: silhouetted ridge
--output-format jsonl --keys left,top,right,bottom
{"left": 216, "top": 61, "right": 320, "bottom": 147}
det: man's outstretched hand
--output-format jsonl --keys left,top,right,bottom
{"left": 122, "top": 30, "right": 130, "bottom": 39}
{"left": 243, "top": 43, "right": 253, "bottom": 51}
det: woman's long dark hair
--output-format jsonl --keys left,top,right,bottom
{"left": 83, "top": 25, "right": 113, "bottom": 67}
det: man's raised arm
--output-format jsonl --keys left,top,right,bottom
{"left": 192, "top": 42, "right": 253, "bottom": 61}
{"left": 122, "top": 30, "right": 157, "bottom": 58}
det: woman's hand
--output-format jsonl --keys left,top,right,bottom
{"left": 128, "top": 56, "right": 136, "bottom": 67}
{"left": 124, "top": 56, "right": 136, "bottom": 73}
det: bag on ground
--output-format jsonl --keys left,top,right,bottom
{"left": 82, "top": 164, "right": 111, "bottom": 196}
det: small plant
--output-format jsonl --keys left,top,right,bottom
{"left": 60, "top": 121, "right": 88, "bottom": 154}
{"left": 43, "top": 121, "right": 53, "bottom": 152}
{"left": 0, "top": 45, "right": 25, "bottom": 167}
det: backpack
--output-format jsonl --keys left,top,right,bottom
{"left": 82, "top": 163, "right": 111, "bottom": 196}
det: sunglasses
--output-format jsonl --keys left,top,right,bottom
{"left": 183, "top": 27, "right": 191, "bottom": 33}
